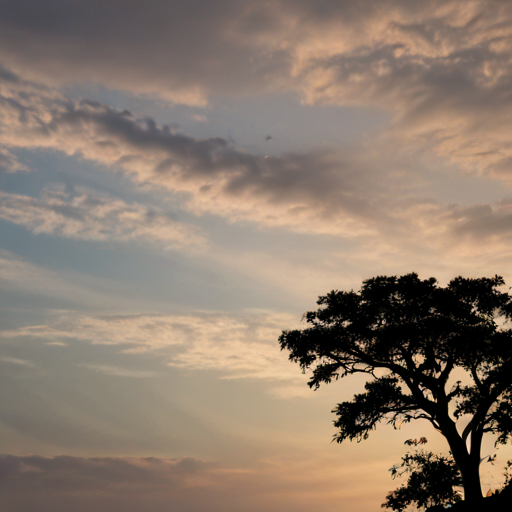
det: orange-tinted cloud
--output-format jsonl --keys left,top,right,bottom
{"left": 0, "top": 310, "right": 305, "bottom": 391}
{"left": 2, "top": 1, "right": 512, "bottom": 177}
{"left": 3, "top": 67, "right": 512, "bottom": 273}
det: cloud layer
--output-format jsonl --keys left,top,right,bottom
{"left": 0, "top": 310, "right": 305, "bottom": 388}
{"left": 4, "top": 67, "right": 512, "bottom": 274}
{"left": 2, "top": 1, "right": 512, "bottom": 177}
{"left": 0, "top": 72, "right": 390, "bottom": 237}
{"left": 0, "top": 453, "right": 387, "bottom": 512}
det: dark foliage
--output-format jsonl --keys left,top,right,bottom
{"left": 279, "top": 273, "right": 512, "bottom": 501}
{"left": 382, "top": 450, "right": 462, "bottom": 511}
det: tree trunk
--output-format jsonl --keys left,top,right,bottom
{"left": 437, "top": 415, "right": 483, "bottom": 502}
{"left": 458, "top": 459, "right": 483, "bottom": 502}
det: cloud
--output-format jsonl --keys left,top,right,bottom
{"left": 0, "top": 312, "right": 192, "bottom": 348}
{"left": 0, "top": 453, "right": 391, "bottom": 512}
{"left": 0, "top": 186, "right": 206, "bottom": 251}
{"left": 281, "top": 0, "right": 512, "bottom": 178}
{"left": 0, "top": 249, "right": 76, "bottom": 294}
{"left": 0, "top": 454, "right": 219, "bottom": 493}
{"left": 447, "top": 200, "right": 512, "bottom": 241}
{"left": 0, "top": 0, "right": 291, "bottom": 105}
{"left": 78, "top": 364, "right": 158, "bottom": 378}
{"left": 191, "top": 114, "right": 209, "bottom": 123}
{"left": 0, "top": 356, "right": 35, "bottom": 367}
{"left": 2, "top": 0, "right": 512, "bottom": 179}
{"left": 0, "top": 310, "right": 307, "bottom": 388}
{"left": 0, "top": 147, "right": 28, "bottom": 173}
{"left": 0, "top": 69, "right": 415, "bottom": 237}
{"left": 2, "top": 57, "right": 512, "bottom": 270}
{"left": 166, "top": 324, "right": 306, "bottom": 383}
{"left": 391, "top": 198, "right": 512, "bottom": 260}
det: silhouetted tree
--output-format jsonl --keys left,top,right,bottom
{"left": 279, "top": 273, "right": 512, "bottom": 503}
{"left": 382, "top": 449, "right": 463, "bottom": 511}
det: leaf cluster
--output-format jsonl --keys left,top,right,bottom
{"left": 382, "top": 451, "right": 462, "bottom": 512}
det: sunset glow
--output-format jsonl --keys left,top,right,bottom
{"left": 2, "top": 2, "right": 512, "bottom": 511}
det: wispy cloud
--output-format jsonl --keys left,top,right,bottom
{"left": 79, "top": 364, "right": 157, "bottom": 378}
{"left": 45, "top": 341, "right": 68, "bottom": 347}
{"left": 191, "top": 114, "right": 209, "bottom": 123}
{"left": 0, "top": 147, "right": 28, "bottom": 173}
{"left": 0, "top": 356, "right": 35, "bottom": 367}
{"left": 0, "top": 310, "right": 306, "bottom": 388}
{"left": 0, "top": 186, "right": 207, "bottom": 251}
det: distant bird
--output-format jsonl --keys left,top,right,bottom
{"left": 265, "top": 135, "right": 272, "bottom": 141}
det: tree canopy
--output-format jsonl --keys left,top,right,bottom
{"left": 279, "top": 273, "right": 512, "bottom": 502}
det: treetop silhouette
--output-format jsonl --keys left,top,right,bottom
{"left": 279, "top": 273, "right": 512, "bottom": 503}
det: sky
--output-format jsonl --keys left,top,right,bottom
{"left": 1, "top": 1, "right": 512, "bottom": 511}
